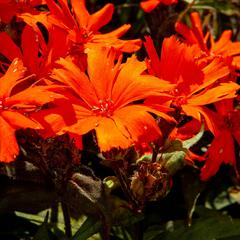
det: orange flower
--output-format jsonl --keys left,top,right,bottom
{"left": 140, "top": 0, "right": 178, "bottom": 13}
{"left": 200, "top": 99, "right": 240, "bottom": 180}
{"left": 0, "top": 58, "right": 64, "bottom": 162}
{"left": 144, "top": 36, "right": 239, "bottom": 134}
{"left": 21, "top": 0, "right": 141, "bottom": 63}
{"left": 34, "top": 47, "right": 175, "bottom": 152}
{"left": 175, "top": 12, "right": 240, "bottom": 72}
{"left": 0, "top": 0, "right": 46, "bottom": 23}
{"left": 0, "top": 25, "right": 67, "bottom": 79}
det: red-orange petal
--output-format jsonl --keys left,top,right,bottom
{"left": 87, "top": 47, "right": 123, "bottom": 101}
{"left": 21, "top": 25, "right": 39, "bottom": 74}
{"left": 181, "top": 105, "right": 219, "bottom": 135}
{"left": 0, "top": 116, "right": 19, "bottom": 162}
{"left": 188, "top": 82, "right": 240, "bottom": 106}
{"left": 0, "top": 58, "right": 26, "bottom": 98}
{"left": 113, "top": 105, "right": 161, "bottom": 144}
{"left": 5, "top": 86, "right": 65, "bottom": 107}
{"left": 140, "top": 0, "right": 160, "bottom": 13}
{"left": 88, "top": 4, "right": 114, "bottom": 32}
{"left": 201, "top": 130, "right": 235, "bottom": 180}
{"left": 95, "top": 117, "right": 132, "bottom": 151}
{"left": 53, "top": 57, "right": 98, "bottom": 107}
{"left": 71, "top": 0, "right": 89, "bottom": 27}
{"left": 0, "top": 32, "right": 22, "bottom": 61}
{"left": 1, "top": 110, "right": 40, "bottom": 129}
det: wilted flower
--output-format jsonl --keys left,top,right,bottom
{"left": 131, "top": 161, "right": 171, "bottom": 202}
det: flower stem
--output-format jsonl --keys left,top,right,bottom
{"left": 61, "top": 201, "right": 72, "bottom": 238}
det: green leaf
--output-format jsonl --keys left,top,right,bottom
{"left": 160, "top": 124, "right": 204, "bottom": 175}
{"left": 182, "top": 124, "right": 204, "bottom": 149}
{"left": 180, "top": 169, "right": 206, "bottom": 226}
{"left": 143, "top": 225, "right": 164, "bottom": 240}
{"left": 32, "top": 212, "right": 65, "bottom": 240}
{"left": 144, "top": 207, "right": 240, "bottom": 240}
{"left": 71, "top": 217, "right": 101, "bottom": 240}
{"left": 192, "top": 0, "right": 240, "bottom": 16}
{"left": 111, "top": 226, "right": 133, "bottom": 240}
{"left": 34, "top": 213, "right": 51, "bottom": 240}
{"left": 108, "top": 196, "right": 144, "bottom": 226}
{"left": 161, "top": 140, "right": 187, "bottom": 175}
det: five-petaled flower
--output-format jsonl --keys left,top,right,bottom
{"left": 144, "top": 36, "right": 239, "bottom": 135}
{"left": 34, "top": 47, "right": 175, "bottom": 151}
{"left": 21, "top": 0, "right": 141, "bottom": 70}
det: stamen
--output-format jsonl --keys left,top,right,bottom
{"left": 91, "top": 99, "right": 114, "bottom": 117}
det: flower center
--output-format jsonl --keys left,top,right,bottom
{"left": 171, "top": 95, "right": 187, "bottom": 109}
{"left": 75, "top": 27, "right": 93, "bottom": 45}
{"left": 91, "top": 99, "right": 114, "bottom": 117}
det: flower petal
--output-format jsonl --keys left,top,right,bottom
{"left": 93, "top": 24, "right": 131, "bottom": 39}
{"left": 1, "top": 110, "right": 40, "bottom": 129}
{"left": 0, "top": 116, "right": 19, "bottom": 162}
{"left": 112, "top": 54, "right": 174, "bottom": 108}
{"left": 0, "top": 32, "right": 22, "bottom": 61}
{"left": 31, "top": 99, "right": 78, "bottom": 137}
{"left": 188, "top": 82, "right": 240, "bottom": 105}
{"left": 191, "top": 59, "right": 230, "bottom": 95}
{"left": 71, "top": 0, "right": 89, "bottom": 27}
{"left": 87, "top": 47, "right": 121, "bottom": 101}
{"left": 95, "top": 117, "right": 132, "bottom": 151}
{"left": 53, "top": 57, "right": 98, "bottom": 106}
{"left": 144, "top": 36, "right": 161, "bottom": 77}
{"left": 46, "top": 0, "right": 75, "bottom": 28}
{"left": 201, "top": 131, "right": 235, "bottom": 180}
{"left": 140, "top": 0, "right": 160, "bottom": 13}
{"left": 88, "top": 4, "right": 114, "bottom": 32}
{"left": 181, "top": 105, "right": 219, "bottom": 135}
{"left": 5, "top": 86, "right": 65, "bottom": 108}
{"left": 0, "top": 58, "right": 27, "bottom": 98}
{"left": 21, "top": 25, "right": 39, "bottom": 74}
{"left": 113, "top": 105, "right": 161, "bottom": 143}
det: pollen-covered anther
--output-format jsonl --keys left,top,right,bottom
{"left": 91, "top": 99, "right": 115, "bottom": 117}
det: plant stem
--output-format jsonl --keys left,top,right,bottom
{"left": 61, "top": 201, "right": 72, "bottom": 238}
{"left": 114, "top": 166, "right": 140, "bottom": 212}
{"left": 50, "top": 202, "right": 58, "bottom": 226}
